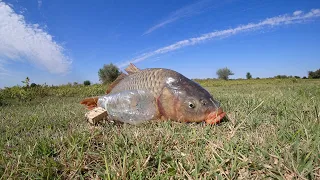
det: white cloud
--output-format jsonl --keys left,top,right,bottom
{"left": 0, "top": 64, "right": 6, "bottom": 75}
{"left": 293, "top": 10, "right": 303, "bottom": 16}
{"left": 118, "top": 9, "right": 320, "bottom": 68}
{"left": 0, "top": 1, "right": 71, "bottom": 75}
{"left": 0, "top": 62, "right": 12, "bottom": 78}
{"left": 143, "top": 0, "right": 221, "bottom": 35}
{"left": 38, "top": 0, "right": 42, "bottom": 9}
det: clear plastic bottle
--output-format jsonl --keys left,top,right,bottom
{"left": 97, "top": 90, "right": 157, "bottom": 125}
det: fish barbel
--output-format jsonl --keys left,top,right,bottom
{"left": 81, "top": 64, "right": 226, "bottom": 125}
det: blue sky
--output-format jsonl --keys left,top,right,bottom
{"left": 0, "top": 0, "right": 320, "bottom": 87}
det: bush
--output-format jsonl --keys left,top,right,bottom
{"left": 216, "top": 67, "right": 234, "bottom": 80}
{"left": 274, "top": 75, "right": 289, "bottom": 79}
{"left": 30, "top": 83, "right": 38, "bottom": 88}
{"left": 98, "top": 63, "right": 121, "bottom": 84}
{"left": 308, "top": 69, "right": 320, "bottom": 79}
{"left": 0, "top": 84, "right": 106, "bottom": 103}
{"left": 84, "top": 80, "right": 91, "bottom": 86}
{"left": 246, "top": 72, "right": 252, "bottom": 79}
{"left": 0, "top": 91, "right": 5, "bottom": 106}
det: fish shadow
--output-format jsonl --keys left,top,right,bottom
{"left": 217, "top": 115, "right": 229, "bottom": 125}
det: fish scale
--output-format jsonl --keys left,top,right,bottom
{"left": 110, "top": 68, "right": 172, "bottom": 97}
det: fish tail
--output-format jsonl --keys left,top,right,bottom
{"left": 80, "top": 96, "right": 99, "bottom": 110}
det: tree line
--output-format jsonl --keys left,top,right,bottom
{"left": 97, "top": 64, "right": 320, "bottom": 83}
{"left": 215, "top": 67, "right": 320, "bottom": 80}
{"left": 15, "top": 64, "right": 320, "bottom": 88}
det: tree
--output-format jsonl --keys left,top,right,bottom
{"left": 216, "top": 67, "right": 234, "bottom": 80}
{"left": 274, "top": 75, "right": 288, "bottom": 79}
{"left": 98, "top": 63, "right": 121, "bottom": 84}
{"left": 84, "top": 80, "right": 91, "bottom": 86}
{"left": 308, "top": 69, "right": 320, "bottom": 79}
{"left": 30, "top": 83, "right": 38, "bottom": 88}
{"left": 22, "top": 77, "right": 30, "bottom": 87}
{"left": 246, "top": 72, "right": 252, "bottom": 79}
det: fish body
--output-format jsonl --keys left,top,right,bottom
{"left": 81, "top": 64, "right": 225, "bottom": 125}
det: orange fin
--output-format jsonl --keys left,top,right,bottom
{"left": 80, "top": 96, "right": 99, "bottom": 110}
{"left": 105, "top": 73, "right": 127, "bottom": 94}
{"left": 125, "top": 63, "right": 140, "bottom": 75}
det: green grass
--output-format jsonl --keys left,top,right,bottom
{"left": 1, "top": 79, "right": 320, "bottom": 179}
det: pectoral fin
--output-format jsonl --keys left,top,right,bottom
{"left": 80, "top": 96, "right": 99, "bottom": 110}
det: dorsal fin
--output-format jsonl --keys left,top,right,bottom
{"left": 105, "top": 73, "right": 127, "bottom": 94}
{"left": 125, "top": 63, "right": 140, "bottom": 75}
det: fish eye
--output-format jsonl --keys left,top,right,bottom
{"left": 188, "top": 102, "right": 195, "bottom": 109}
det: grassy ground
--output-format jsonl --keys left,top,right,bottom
{"left": 0, "top": 79, "right": 319, "bottom": 179}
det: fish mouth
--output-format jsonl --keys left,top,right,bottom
{"left": 205, "top": 108, "right": 226, "bottom": 125}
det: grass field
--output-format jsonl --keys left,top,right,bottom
{"left": 0, "top": 79, "right": 320, "bottom": 179}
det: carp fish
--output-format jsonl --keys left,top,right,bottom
{"left": 80, "top": 64, "right": 226, "bottom": 125}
